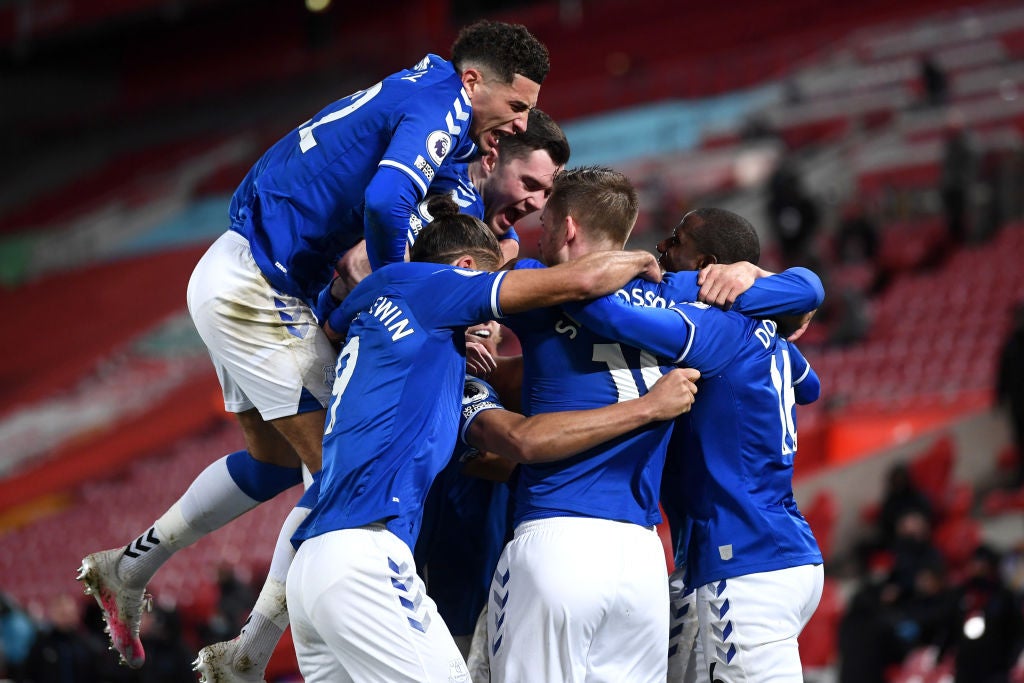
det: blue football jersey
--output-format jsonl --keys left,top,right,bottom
{"left": 407, "top": 163, "right": 484, "bottom": 249}
{"left": 415, "top": 376, "right": 512, "bottom": 636}
{"left": 502, "top": 259, "right": 676, "bottom": 529}
{"left": 408, "top": 164, "right": 519, "bottom": 249}
{"left": 229, "top": 54, "right": 477, "bottom": 306}
{"left": 292, "top": 262, "right": 506, "bottom": 551}
{"left": 569, "top": 276, "right": 824, "bottom": 587}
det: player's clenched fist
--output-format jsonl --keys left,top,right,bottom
{"left": 643, "top": 367, "right": 701, "bottom": 420}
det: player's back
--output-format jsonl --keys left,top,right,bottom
{"left": 294, "top": 261, "right": 504, "bottom": 550}
{"left": 230, "top": 54, "right": 474, "bottom": 305}
{"left": 667, "top": 309, "right": 821, "bottom": 586}
{"left": 504, "top": 260, "right": 673, "bottom": 529}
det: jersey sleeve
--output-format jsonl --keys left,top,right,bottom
{"left": 564, "top": 294, "right": 693, "bottom": 361}
{"left": 662, "top": 267, "right": 824, "bottom": 316}
{"left": 365, "top": 84, "right": 474, "bottom": 270}
{"left": 457, "top": 376, "right": 506, "bottom": 461}
{"left": 418, "top": 267, "right": 508, "bottom": 328}
{"left": 788, "top": 343, "right": 821, "bottom": 404}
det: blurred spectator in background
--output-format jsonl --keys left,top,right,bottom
{"left": 0, "top": 592, "right": 36, "bottom": 680}
{"left": 835, "top": 203, "right": 880, "bottom": 267}
{"left": 997, "top": 302, "right": 1024, "bottom": 487}
{"left": 879, "top": 464, "right": 936, "bottom": 549}
{"left": 920, "top": 55, "right": 949, "bottom": 108}
{"left": 948, "top": 545, "right": 1024, "bottom": 683}
{"left": 203, "top": 565, "right": 257, "bottom": 644}
{"left": 24, "top": 594, "right": 97, "bottom": 683}
{"left": 766, "top": 160, "right": 820, "bottom": 268}
{"left": 137, "top": 605, "right": 197, "bottom": 683}
{"left": 941, "top": 113, "right": 977, "bottom": 247}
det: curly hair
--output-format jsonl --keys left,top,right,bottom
{"left": 687, "top": 208, "right": 761, "bottom": 266}
{"left": 498, "top": 108, "right": 570, "bottom": 167}
{"left": 451, "top": 20, "right": 550, "bottom": 85}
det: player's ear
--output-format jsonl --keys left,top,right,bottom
{"left": 697, "top": 253, "right": 718, "bottom": 269}
{"left": 454, "top": 254, "right": 477, "bottom": 270}
{"left": 564, "top": 214, "right": 578, "bottom": 244}
{"left": 481, "top": 147, "right": 499, "bottom": 174}
{"left": 460, "top": 67, "right": 483, "bottom": 95}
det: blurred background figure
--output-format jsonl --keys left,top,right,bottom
{"left": 765, "top": 159, "right": 820, "bottom": 268}
{"left": 997, "top": 302, "right": 1024, "bottom": 487}
{"left": 0, "top": 592, "right": 37, "bottom": 681}
{"left": 947, "top": 545, "right": 1024, "bottom": 683}
{"left": 940, "top": 112, "right": 977, "bottom": 248}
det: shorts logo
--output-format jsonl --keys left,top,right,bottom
{"left": 426, "top": 130, "right": 452, "bottom": 165}
{"left": 414, "top": 155, "right": 435, "bottom": 181}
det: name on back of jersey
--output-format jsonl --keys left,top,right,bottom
{"left": 369, "top": 296, "right": 415, "bottom": 341}
{"left": 616, "top": 287, "right": 676, "bottom": 308}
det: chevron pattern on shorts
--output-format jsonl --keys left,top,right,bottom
{"left": 707, "top": 579, "right": 737, "bottom": 666}
{"left": 388, "top": 557, "right": 431, "bottom": 633}
{"left": 274, "top": 297, "right": 305, "bottom": 338}
{"left": 490, "top": 563, "right": 511, "bottom": 655}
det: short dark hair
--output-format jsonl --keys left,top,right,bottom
{"left": 687, "top": 208, "right": 761, "bottom": 265}
{"left": 498, "top": 108, "right": 570, "bottom": 167}
{"left": 411, "top": 194, "right": 503, "bottom": 270}
{"left": 451, "top": 20, "right": 550, "bottom": 85}
{"left": 545, "top": 165, "right": 638, "bottom": 246}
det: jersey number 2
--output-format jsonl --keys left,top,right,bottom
{"left": 298, "top": 82, "right": 383, "bottom": 153}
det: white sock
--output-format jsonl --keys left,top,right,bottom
{"left": 233, "top": 504, "right": 311, "bottom": 674}
{"left": 118, "top": 455, "right": 260, "bottom": 588}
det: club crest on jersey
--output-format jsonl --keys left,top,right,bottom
{"left": 426, "top": 130, "right": 452, "bottom": 165}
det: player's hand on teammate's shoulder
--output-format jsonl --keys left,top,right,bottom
{"left": 645, "top": 367, "right": 701, "bottom": 420}
{"left": 334, "top": 240, "right": 373, "bottom": 301}
{"left": 466, "top": 339, "right": 498, "bottom": 377}
{"left": 697, "top": 261, "right": 767, "bottom": 309}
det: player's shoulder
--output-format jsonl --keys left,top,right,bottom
{"left": 383, "top": 54, "right": 463, "bottom": 101}
{"left": 508, "top": 257, "right": 546, "bottom": 271}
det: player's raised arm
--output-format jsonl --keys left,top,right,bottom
{"left": 497, "top": 249, "right": 661, "bottom": 314}
{"left": 466, "top": 368, "right": 700, "bottom": 464}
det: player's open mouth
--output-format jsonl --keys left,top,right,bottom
{"left": 470, "top": 329, "right": 492, "bottom": 339}
{"left": 503, "top": 208, "right": 521, "bottom": 226}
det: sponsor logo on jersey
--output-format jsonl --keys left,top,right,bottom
{"left": 426, "top": 130, "right": 452, "bottom": 165}
{"left": 414, "top": 154, "right": 435, "bottom": 181}
{"left": 462, "top": 400, "right": 501, "bottom": 420}
{"left": 408, "top": 213, "right": 423, "bottom": 237}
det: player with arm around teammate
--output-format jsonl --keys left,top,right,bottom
{"left": 77, "top": 20, "right": 551, "bottom": 674}
{"left": 192, "top": 106, "right": 569, "bottom": 683}
{"left": 569, "top": 208, "right": 825, "bottom": 683}
{"left": 285, "top": 196, "right": 665, "bottom": 683}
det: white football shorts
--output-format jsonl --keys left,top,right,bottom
{"left": 667, "top": 564, "right": 702, "bottom": 683}
{"left": 694, "top": 563, "right": 824, "bottom": 682}
{"left": 287, "top": 525, "right": 470, "bottom": 683}
{"left": 187, "top": 230, "right": 336, "bottom": 420}
{"left": 488, "top": 516, "right": 669, "bottom": 683}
